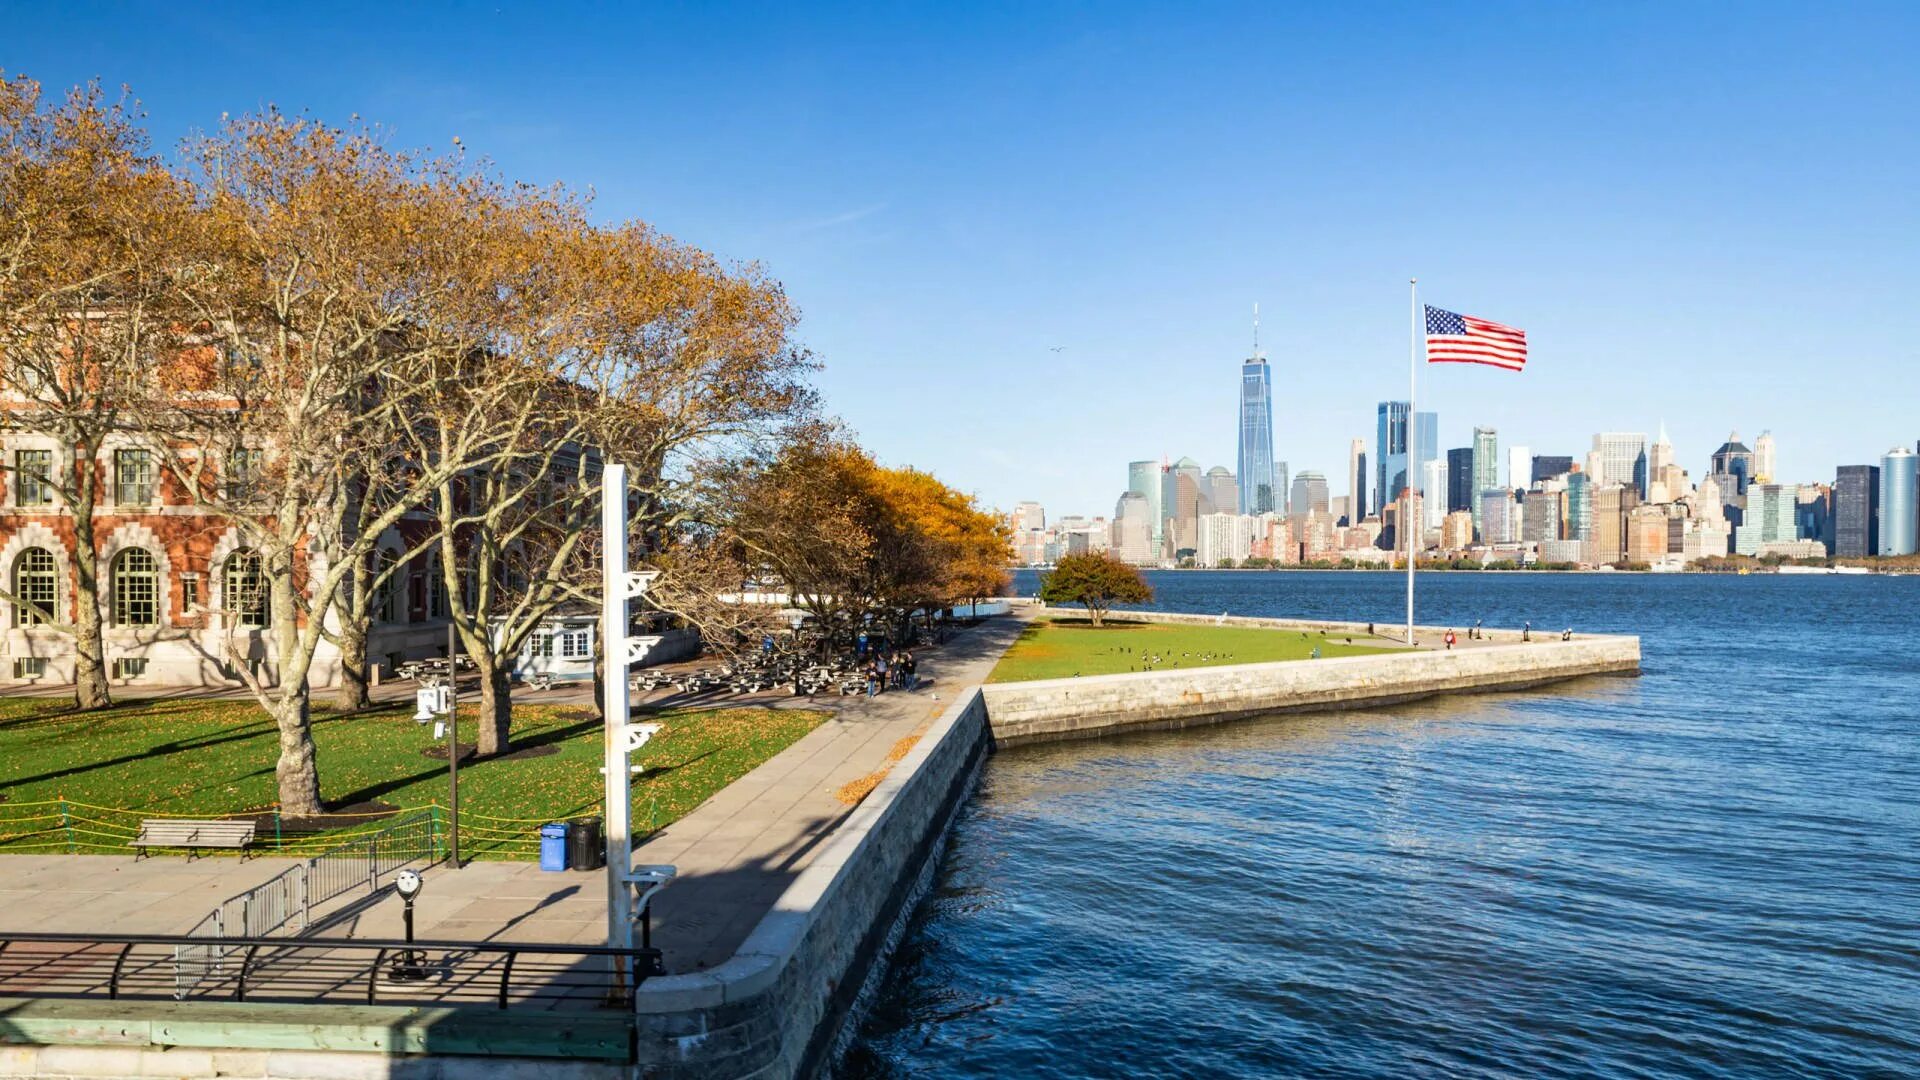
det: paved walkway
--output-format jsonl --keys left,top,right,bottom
{"left": 0, "top": 615, "right": 1031, "bottom": 975}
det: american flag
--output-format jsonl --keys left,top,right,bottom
{"left": 1424, "top": 305, "right": 1527, "bottom": 372}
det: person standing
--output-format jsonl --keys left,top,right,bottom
{"left": 1445, "top": 629, "right": 1456, "bottom": 650}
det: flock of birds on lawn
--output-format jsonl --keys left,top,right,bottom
{"left": 1059, "top": 631, "right": 1362, "bottom": 677}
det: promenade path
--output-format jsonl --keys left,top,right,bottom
{"left": 0, "top": 615, "right": 1029, "bottom": 975}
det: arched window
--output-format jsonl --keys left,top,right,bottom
{"left": 224, "top": 550, "right": 268, "bottom": 628}
{"left": 112, "top": 549, "right": 158, "bottom": 626}
{"left": 13, "top": 547, "right": 56, "bottom": 626}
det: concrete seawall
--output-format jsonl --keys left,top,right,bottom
{"left": 984, "top": 632, "right": 1640, "bottom": 746}
{"left": 630, "top": 688, "right": 993, "bottom": 1079}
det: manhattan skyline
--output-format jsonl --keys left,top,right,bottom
{"left": 7, "top": 2, "right": 1917, "bottom": 513}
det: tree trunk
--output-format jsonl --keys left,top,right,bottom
{"left": 1087, "top": 603, "right": 1105, "bottom": 628}
{"left": 270, "top": 553, "right": 324, "bottom": 815}
{"left": 69, "top": 518, "right": 112, "bottom": 710}
{"left": 272, "top": 692, "right": 325, "bottom": 816}
{"left": 333, "top": 612, "right": 373, "bottom": 712}
{"left": 476, "top": 661, "right": 512, "bottom": 757}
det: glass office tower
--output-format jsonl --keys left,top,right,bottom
{"left": 1237, "top": 355, "right": 1277, "bottom": 514}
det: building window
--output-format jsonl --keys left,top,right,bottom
{"left": 559, "top": 629, "right": 592, "bottom": 661}
{"left": 529, "top": 633, "right": 553, "bottom": 659}
{"left": 112, "top": 548, "right": 159, "bottom": 626}
{"left": 376, "top": 549, "right": 402, "bottom": 623}
{"left": 112, "top": 656, "right": 148, "bottom": 679}
{"left": 224, "top": 550, "right": 268, "bottom": 627}
{"left": 428, "top": 566, "right": 448, "bottom": 620}
{"left": 13, "top": 547, "right": 56, "bottom": 626}
{"left": 115, "top": 448, "right": 154, "bottom": 506}
{"left": 13, "top": 657, "right": 47, "bottom": 679}
{"left": 223, "top": 447, "right": 263, "bottom": 501}
{"left": 181, "top": 573, "right": 201, "bottom": 610}
{"left": 15, "top": 449, "right": 53, "bottom": 506}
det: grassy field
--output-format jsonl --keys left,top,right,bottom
{"left": 0, "top": 696, "right": 825, "bottom": 858}
{"left": 988, "top": 618, "right": 1401, "bottom": 683}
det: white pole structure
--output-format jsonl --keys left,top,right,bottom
{"left": 1406, "top": 278, "right": 1418, "bottom": 646}
{"left": 601, "top": 463, "right": 635, "bottom": 986}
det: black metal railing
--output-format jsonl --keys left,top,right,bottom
{"left": 0, "top": 932, "right": 663, "bottom": 1012}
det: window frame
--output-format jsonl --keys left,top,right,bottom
{"left": 112, "top": 548, "right": 160, "bottom": 626}
{"left": 14, "top": 449, "right": 54, "bottom": 507}
{"left": 223, "top": 550, "right": 269, "bottom": 628}
{"left": 12, "top": 547, "right": 57, "bottom": 626}
{"left": 559, "top": 628, "right": 592, "bottom": 661}
{"left": 114, "top": 448, "right": 154, "bottom": 507}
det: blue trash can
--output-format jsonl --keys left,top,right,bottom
{"left": 538, "top": 823, "right": 568, "bottom": 872}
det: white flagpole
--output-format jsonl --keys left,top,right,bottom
{"left": 1406, "top": 278, "right": 1417, "bottom": 646}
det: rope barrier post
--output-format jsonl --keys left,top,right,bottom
{"left": 273, "top": 806, "right": 281, "bottom": 852}
{"left": 59, "top": 795, "right": 72, "bottom": 854}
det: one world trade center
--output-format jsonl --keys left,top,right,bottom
{"left": 1237, "top": 306, "right": 1277, "bottom": 514}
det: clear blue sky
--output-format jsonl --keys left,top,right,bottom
{"left": 8, "top": 2, "right": 1917, "bottom": 516}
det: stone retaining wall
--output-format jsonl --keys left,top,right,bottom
{"left": 630, "top": 688, "right": 992, "bottom": 1079}
{"left": 983, "top": 633, "right": 1640, "bottom": 746}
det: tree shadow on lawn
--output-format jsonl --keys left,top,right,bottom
{"left": 0, "top": 715, "right": 281, "bottom": 793}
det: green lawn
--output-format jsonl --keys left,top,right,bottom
{"left": 988, "top": 618, "right": 1402, "bottom": 683}
{"left": 0, "top": 697, "right": 825, "bottom": 858}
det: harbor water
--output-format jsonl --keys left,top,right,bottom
{"left": 846, "top": 571, "right": 1920, "bottom": 1078}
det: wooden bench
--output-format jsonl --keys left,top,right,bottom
{"left": 131, "top": 818, "right": 256, "bottom": 860}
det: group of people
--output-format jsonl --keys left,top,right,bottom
{"left": 863, "top": 648, "right": 918, "bottom": 698}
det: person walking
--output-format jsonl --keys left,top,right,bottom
{"left": 1445, "top": 629, "right": 1457, "bottom": 651}
{"left": 904, "top": 650, "right": 918, "bottom": 691}
{"left": 864, "top": 661, "right": 879, "bottom": 698}
{"left": 875, "top": 652, "right": 890, "bottom": 693}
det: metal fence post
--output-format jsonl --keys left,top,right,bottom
{"left": 58, "top": 795, "right": 73, "bottom": 854}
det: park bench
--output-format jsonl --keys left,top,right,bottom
{"left": 131, "top": 818, "right": 256, "bottom": 860}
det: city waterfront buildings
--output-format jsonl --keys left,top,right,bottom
{"left": 1376, "top": 401, "right": 1438, "bottom": 510}
{"left": 1593, "top": 433, "right": 1649, "bottom": 495}
{"left": 1206, "top": 466, "right": 1239, "bottom": 519}
{"left": 1471, "top": 427, "right": 1498, "bottom": 534}
{"left": 1710, "top": 433, "right": 1756, "bottom": 496}
{"left": 1422, "top": 459, "right": 1447, "bottom": 529}
{"left": 1754, "top": 430, "right": 1777, "bottom": 483}
{"left": 1447, "top": 447, "right": 1474, "bottom": 513}
{"left": 1237, "top": 349, "right": 1277, "bottom": 514}
{"left": 1733, "top": 484, "right": 1801, "bottom": 555}
{"left": 1127, "top": 460, "right": 1163, "bottom": 558}
{"left": 1505, "top": 444, "right": 1530, "bottom": 495}
{"left": 1834, "top": 464, "right": 1880, "bottom": 557}
{"left": 1879, "top": 447, "right": 1917, "bottom": 555}
{"left": 1290, "top": 471, "right": 1330, "bottom": 516}
{"left": 1531, "top": 455, "right": 1575, "bottom": 484}
{"left": 1347, "top": 438, "right": 1367, "bottom": 522}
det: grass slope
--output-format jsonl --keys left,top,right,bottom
{"left": 0, "top": 697, "right": 825, "bottom": 857}
{"left": 988, "top": 618, "right": 1399, "bottom": 683}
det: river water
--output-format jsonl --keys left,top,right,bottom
{"left": 845, "top": 571, "right": 1920, "bottom": 1078}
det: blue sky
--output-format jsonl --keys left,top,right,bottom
{"left": 7, "top": 2, "right": 1917, "bottom": 515}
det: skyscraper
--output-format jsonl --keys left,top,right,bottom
{"left": 1531, "top": 456, "right": 1575, "bottom": 484}
{"left": 1237, "top": 318, "right": 1277, "bottom": 514}
{"left": 1206, "top": 466, "right": 1239, "bottom": 516}
{"left": 1161, "top": 457, "right": 1206, "bottom": 560}
{"left": 1347, "top": 438, "right": 1367, "bottom": 522}
{"left": 1447, "top": 447, "right": 1474, "bottom": 513}
{"left": 1566, "top": 470, "right": 1592, "bottom": 541}
{"left": 1422, "top": 459, "right": 1447, "bottom": 529}
{"left": 1593, "top": 433, "right": 1648, "bottom": 493}
{"left": 1753, "top": 430, "right": 1776, "bottom": 484}
{"left": 1376, "top": 401, "right": 1437, "bottom": 510}
{"left": 1127, "top": 460, "right": 1162, "bottom": 558}
{"left": 1506, "top": 444, "right": 1532, "bottom": 493}
{"left": 1834, "top": 465, "right": 1880, "bottom": 557}
{"left": 1879, "top": 447, "right": 1917, "bottom": 556}
{"left": 1710, "top": 432, "right": 1755, "bottom": 495}
{"left": 1274, "top": 461, "right": 1290, "bottom": 517}
{"left": 1471, "top": 427, "right": 1498, "bottom": 534}
{"left": 1290, "top": 470, "right": 1330, "bottom": 516}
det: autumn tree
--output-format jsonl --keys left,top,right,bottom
{"left": 1039, "top": 551, "right": 1153, "bottom": 627}
{"left": 147, "top": 113, "right": 521, "bottom": 815}
{"left": 0, "top": 74, "right": 188, "bottom": 709}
